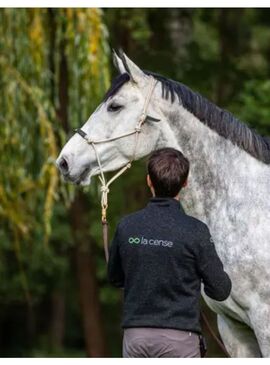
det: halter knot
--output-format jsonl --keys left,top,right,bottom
{"left": 100, "top": 186, "right": 110, "bottom": 194}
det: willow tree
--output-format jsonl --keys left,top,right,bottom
{"left": 0, "top": 8, "right": 110, "bottom": 356}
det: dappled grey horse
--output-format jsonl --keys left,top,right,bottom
{"left": 56, "top": 51, "right": 270, "bottom": 357}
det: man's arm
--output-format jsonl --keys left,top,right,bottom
{"left": 196, "top": 224, "right": 232, "bottom": 301}
{"left": 107, "top": 225, "right": 125, "bottom": 288}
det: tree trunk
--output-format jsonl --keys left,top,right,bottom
{"left": 55, "top": 11, "right": 107, "bottom": 356}
{"left": 47, "top": 9, "right": 56, "bottom": 105}
{"left": 50, "top": 290, "right": 66, "bottom": 349}
{"left": 70, "top": 192, "right": 107, "bottom": 357}
{"left": 47, "top": 9, "right": 66, "bottom": 351}
{"left": 26, "top": 302, "right": 36, "bottom": 351}
{"left": 216, "top": 9, "right": 244, "bottom": 106}
{"left": 58, "top": 37, "right": 69, "bottom": 133}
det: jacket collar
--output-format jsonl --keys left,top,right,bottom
{"left": 147, "top": 197, "right": 185, "bottom": 214}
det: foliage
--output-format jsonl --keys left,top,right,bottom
{"left": 0, "top": 8, "right": 110, "bottom": 355}
{"left": 232, "top": 80, "right": 270, "bottom": 135}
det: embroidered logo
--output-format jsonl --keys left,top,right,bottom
{"left": 128, "top": 236, "right": 173, "bottom": 248}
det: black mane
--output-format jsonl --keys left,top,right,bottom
{"left": 104, "top": 71, "right": 270, "bottom": 164}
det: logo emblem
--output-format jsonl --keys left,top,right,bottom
{"left": 128, "top": 237, "right": 140, "bottom": 244}
{"left": 127, "top": 236, "right": 173, "bottom": 248}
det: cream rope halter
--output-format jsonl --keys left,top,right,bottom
{"left": 75, "top": 76, "right": 158, "bottom": 262}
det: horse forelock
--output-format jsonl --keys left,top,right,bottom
{"left": 103, "top": 73, "right": 130, "bottom": 102}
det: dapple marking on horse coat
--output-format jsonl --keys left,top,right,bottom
{"left": 56, "top": 51, "right": 270, "bottom": 357}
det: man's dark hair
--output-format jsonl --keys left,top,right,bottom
{"left": 147, "top": 148, "right": 190, "bottom": 198}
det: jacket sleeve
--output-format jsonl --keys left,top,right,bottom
{"left": 107, "top": 225, "right": 125, "bottom": 288}
{"left": 196, "top": 224, "right": 232, "bottom": 301}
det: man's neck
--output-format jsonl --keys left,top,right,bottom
{"left": 151, "top": 193, "right": 180, "bottom": 201}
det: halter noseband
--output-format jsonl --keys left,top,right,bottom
{"left": 75, "top": 76, "right": 157, "bottom": 262}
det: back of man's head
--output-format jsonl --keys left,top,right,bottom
{"left": 147, "top": 148, "right": 190, "bottom": 198}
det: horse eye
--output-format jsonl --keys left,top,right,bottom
{"left": 107, "top": 102, "right": 123, "bottom": 112}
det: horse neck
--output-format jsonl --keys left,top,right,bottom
{"left": 158, "top": 100, "right": 252, "bottom": 221}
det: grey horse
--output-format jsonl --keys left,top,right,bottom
{"left": 56, "top": 51, "right": 270, "bottom": 357}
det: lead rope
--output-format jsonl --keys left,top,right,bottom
{"left": 201, "top": 310, "right": 230, "bottom": 357}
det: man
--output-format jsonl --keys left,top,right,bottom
{"left": 107, "top": 147, "right": 232, "bottom": 358}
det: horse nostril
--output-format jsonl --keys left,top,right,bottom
{"left": 59, "top": 157, "right": 69, "bottom": 174}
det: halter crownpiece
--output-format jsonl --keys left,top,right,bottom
{"left": 75, "top": 76, "right": 158, "bottom": 262}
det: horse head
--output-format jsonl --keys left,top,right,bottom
{"left": 56, "top": 51, "right": 175, "bottom": 185}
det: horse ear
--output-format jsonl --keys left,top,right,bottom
{"left": 119, "top": 50, "right": 145, "bottom": 83}
{"left": 112, "top": 49, "right": 126, "bottom": 74}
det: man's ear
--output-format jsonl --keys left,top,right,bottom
{"left": 147, "top": 174, "right": 152, "bottom": 189}
{"left": 118, "top": 50, "right": 145, "bottom": 84}
{"left": 182, "top": 178, "right": 188, "bottom": 188}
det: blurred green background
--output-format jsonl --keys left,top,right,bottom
{"left": 1, "top": 8, "right": 270, "bottom": 357}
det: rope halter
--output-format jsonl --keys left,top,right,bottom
{"left": 75, "top": 77, "right": 157, "bottom": 259}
